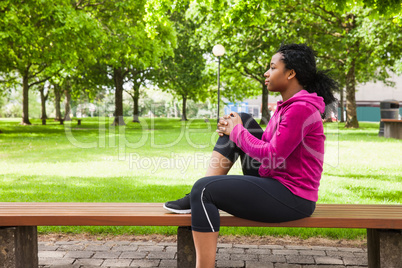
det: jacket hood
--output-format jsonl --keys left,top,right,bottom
{"left": 277, "top": 90, "right": 325, "bottom": 114}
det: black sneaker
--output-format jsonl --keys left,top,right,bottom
{"left": 163, "top": 194, "right": 191, "bottom": 214}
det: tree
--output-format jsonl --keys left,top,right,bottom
{"left": 63, "top": 81, "right": 72, "bottom": 121}
{"left": 189, "top": 0, "right": 402, "bottom": 127}
{"left": 53, "top": 83, "right": 64, "bottom": 122}
{"left": 283, "top": 1, "right": 402, "bottom": 127}
{"left": 38, "top": 83, "right": 49, "bottom": 120}
{"left": 215, "top": 31, "right": 279, "bottom": 124}
{"left": 124, "top": 70, "right": 151, "bottom": 123}
{"left": 187, "top": 2, "right": 291, "bottom": 124}
{"left": 156, "top": 11, "right": 210, "bottom": 121}
{"left": 0, "top": 0, "right": 101, "bottom": 125}
{"left": 79, "top": 0, "right": 177, "bottom": 125}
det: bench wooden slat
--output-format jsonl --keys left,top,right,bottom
{"left": 0, "top": 203, "right": 401, "bottom": 229}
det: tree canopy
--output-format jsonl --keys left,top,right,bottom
{"left": 75, "top": 0, "right": 177, "bottom": 125}
{"left": 156, "top": 11, "right": 210, "bottom": 121}
{"left": 0, "top": 0, "right": 401, "bottom": 127}
{"left": 0, "top": 0, "right": 101, "bottom": 124}
{"left": 187, "top": 0, "right": 402, "bottom": 127}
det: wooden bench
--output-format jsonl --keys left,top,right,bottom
{"left": 0, "top": 203, "right": 401, "bottom": 268}
{"left": 381, "top": 119, "right": 402, "bottom": 139}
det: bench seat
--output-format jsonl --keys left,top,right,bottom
{"left": 0, "top": 203, "right": 401, "bottom": 229}
{"left": 0, "top": 202, "right": 401, "bottom": 268}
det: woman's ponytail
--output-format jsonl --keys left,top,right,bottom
{"left": 306, "top": 70, "right": 338, "bottom": 106}
{"left": 277, "top": 44, "right": 338, "bottom": 106}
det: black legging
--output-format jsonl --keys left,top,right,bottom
{"left": 190, "top": 113, "right": 316, "bottom": 233}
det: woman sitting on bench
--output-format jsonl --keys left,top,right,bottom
{"left": 164, "top": 43, "right": 337, "bottom": 268}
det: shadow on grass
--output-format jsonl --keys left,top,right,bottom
{"left": 0, "top": 117, "right": 215, "bottom": 133}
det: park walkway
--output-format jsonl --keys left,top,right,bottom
{"left": 38, "top": 240, "right": 368, "bottom": 268}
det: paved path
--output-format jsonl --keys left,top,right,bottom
{"left": 39, "top": 240, "right": 368, "bottom": 268}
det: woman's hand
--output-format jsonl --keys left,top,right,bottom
{"left": 216, "top": 112, "right": 243, "bottom": 136}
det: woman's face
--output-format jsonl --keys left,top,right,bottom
{"left": 264, "top": 53, "right": 291, "bottom": 92}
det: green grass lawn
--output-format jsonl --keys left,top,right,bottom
{"left": 0, "top": 117, "right": 401, "bottom": 241}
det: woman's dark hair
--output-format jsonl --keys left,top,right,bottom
{"left": 276, "top": 44, "right": 337, "bottom": 106}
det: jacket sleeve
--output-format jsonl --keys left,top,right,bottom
{"left": 229, "top": 103, "right": 317, "bottom": 169}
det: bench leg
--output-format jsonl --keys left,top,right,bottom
{"left": 0, "top": 226, "right": 38, "bottom": 268}
{"left": 384, "top": 122, "right": 402, "bottom": 139}
{"left": 177, "top": 226, "right": 196, "bottom": 268}
{"left": 367, "top": 229, "right": 402, "bottom": 268}
{"left": 367, "top": 229, "right": 380, "bottom": 268}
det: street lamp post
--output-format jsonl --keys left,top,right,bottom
{"left": 213, "top": 44, "right": 225, "bottom": 124}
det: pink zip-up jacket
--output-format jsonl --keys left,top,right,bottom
{"left": 230, "top": 90, "right": 325, "bottom": 202}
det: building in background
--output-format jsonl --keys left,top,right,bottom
{"left": 346, "top": 73, "right": 402, "bottom": 121}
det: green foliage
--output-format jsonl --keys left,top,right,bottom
{"left": 2, "top": 0, "right": 400, "bottom": 126}
{"left": 0, "top": 0, "right": 178, "bottom": 123}
{"left": 71, "top": 0, "right": 178, "bottom": 124}
{"left": 187, "top": 0, "right": 402, "bottom": 128}
{"left": 89, "top": 0, "right": 176, "bottom": 69}
{"left": 0, "top": 0, "right": 101, "bottom": 75}
{"left": 0, "top": 0, "right": 104, "bottom": 124}
{"left": 156, "top": 10, "right": 210, "bottom": 102}
{"left": 291, "top": 2, "right": 401, "bottom": 85}
{"left": 190, "top": 0, "right": 402, "bottom": 87}
{"left": 186, "top": 1, "right": 275, "bottom": 106}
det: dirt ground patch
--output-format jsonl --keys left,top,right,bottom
{"left": 39, "top": 233, "right": 366, "bottom": 249}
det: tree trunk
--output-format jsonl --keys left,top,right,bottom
{"left": 344, "top": 15, "right": 359, "bottom": 128}
{"left": 39, "top": 84, "right": 48, "bottom": 120}
{"left": 64, "top": 86, "right": 72, "bottom": 121}
{"left": 260, "top": 83, "right": 270, "bottom": 125}
{"left": 340, "top": 87, "right": 345, "bottom": 122}
{"left": 174, "top": 100, "right": 178, "bottom": 118}
{"left": 181, "top": 96, "right": 188, "bottom": 121}
{"left": 112, "top": 67, "right": 126, "bottom": 126}
{"left": 54, "top": 84, "right": 62, "bottom": 121}
{"left": 345, "top": 60, "right": 359, "bottom": 128}
{"left": 21, "top": 73, "right": 31, "bottom": 125}
{"left": 132, "top": 85, "right": 140, "bottom": 123}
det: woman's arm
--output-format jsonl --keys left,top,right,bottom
{"left": 229, "top": 104, "right": 319, "bottom": 168}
